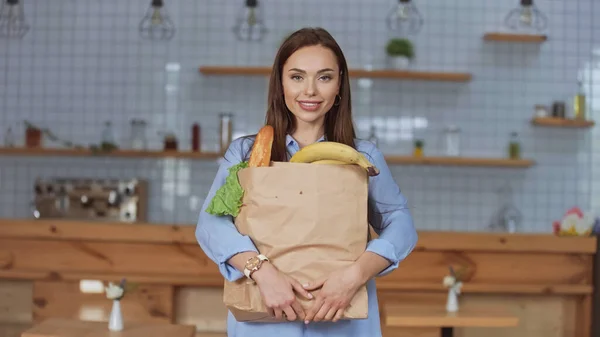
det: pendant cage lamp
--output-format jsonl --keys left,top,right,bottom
{"left": 139, "top": 0, "right": 175, "bottom": 41}
{"left": 504, "top": 0, "right": 548, "bottom": 32}
{"left": 0, "top": 0, "right": 30, "bottom": 38}
{"left": 386, "top": 0, "right": 424, "bottom": 35}
{"left": 233, "top": 0, "right": 267, "bottom": 42}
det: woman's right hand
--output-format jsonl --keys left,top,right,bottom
{"left": 252, "top": 262, "right": 313, "bottom": 321}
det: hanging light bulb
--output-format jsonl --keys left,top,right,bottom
{"left": 0, "top": 0, "right": 29, "bottom": 38}
{"left": 386, "top": 0, "right": 424, "bottom": 35}
{"left": 504, "top": 0, "right": 548, "bottom": 33}
{"left": 139, "top": 0, "right": 175, "bottom": 41}
{"left": 233, "top": 0, "right": 267, "bottom": 42}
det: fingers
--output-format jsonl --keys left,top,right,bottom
{"left": 273, "top": 308, "right": 283, "bottom": 320}
{"left": 283, "top": 306, "right": 297, "bottom": 321}
{"left": 303, "top": 277, "right": 326, "bottom": 291}
{"left": 290, "top": 278, "right": 314, "bottom": 300}
{"left": 304, "top": 297, "right": 324, "bottom": 324}
{"left": 313, "top": 303, "right": 331, "bottom": 322}
{"left": 324, "top": 307, "right": 337, "bottom": 321}
{"left": 291, "top": 301, "right": 306, "bottom": 321}
{"left": 332, "top": 309, "right": 344, "bottom": 322}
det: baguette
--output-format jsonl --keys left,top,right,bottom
{"left": 248, "top": 125, "right": 274, "bottom": 167}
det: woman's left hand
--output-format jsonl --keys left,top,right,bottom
{"left": 302, "top": 264, "right": 364, "bottom": 324}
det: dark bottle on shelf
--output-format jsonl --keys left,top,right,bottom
{"left": 192, "top": 123, "right": 201, "bottom": 152}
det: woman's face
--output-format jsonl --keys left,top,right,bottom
{"left": 282, "top": 45, "right": 340, "bottom": 127}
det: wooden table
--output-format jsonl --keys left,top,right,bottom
{"left": 385, "top": 306, "right": 519, "bottom": 337}
{"left": 21, "top": 318, "right": 196, "bottom": 337}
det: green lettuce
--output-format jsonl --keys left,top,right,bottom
{"left": 205, "top": 161, "right": 249, "bottom": 217}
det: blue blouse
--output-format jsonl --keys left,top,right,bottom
{"left": 196, "top": 134, "right": 418, "bottom": 337}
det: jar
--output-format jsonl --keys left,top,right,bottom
{"left": 443, "top": 125, "right": 461, "bottom": 157}
{"left": 508, "top": 132, "right": 521, "bottom": 159}
{"left": 164, "top": 133, "right": 178, "bottom": 151}
{"left": 534, "top": 105, "right": 548, "bottom": 117}
{"left": 26, "top": 126, "right": 42, "bottom": 148}
{"left": 130, "top": 119, "right": 147, "bottom": 150}
{"left": 552, "top": 101, "right": 566, "bottom": 118}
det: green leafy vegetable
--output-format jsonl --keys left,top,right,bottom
{"left": 205, "top": 161, "right": 249, "bottom": 217}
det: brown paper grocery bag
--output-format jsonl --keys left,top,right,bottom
{"left": 223, "top": 161, "right": 369, "bottom": 322}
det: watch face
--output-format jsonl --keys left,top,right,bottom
{"left": 246, "top": 257, "right": 260, "bottom": 270}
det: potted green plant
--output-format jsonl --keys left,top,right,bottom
{"left": 385, "top": 38, "right": 414, "bottom": 69}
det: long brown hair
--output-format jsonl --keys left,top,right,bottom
{"left": 265, "top": 27, "right": 356, "bottom": 162}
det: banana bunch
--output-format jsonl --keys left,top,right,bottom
{"left": 290, "top": 141, "right": 380, "bottom": 176}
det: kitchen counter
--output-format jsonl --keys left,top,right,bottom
{"left": 0, "top": 219, "right": 597, "bottom": 337}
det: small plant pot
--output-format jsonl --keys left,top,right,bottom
{"left": 389, "top": 56, "right": 410, "bottom": 70}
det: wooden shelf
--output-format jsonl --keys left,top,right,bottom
{"left": 0, "top": 148, "right": 534, "bottom": 168}
{"left": 531, "top": 116, "right": 595, "bottom": 128}
{"left": 385, "top": 156, "right": 535, "bottom": 168}
{"left": 199, "top": 66, "right": 472, "bottom": 82}
{"left": 0, "top": 147, "right": 222, "bottom": 160}
{"left": 483, "top": 32, "right": 547, "bottom": 43}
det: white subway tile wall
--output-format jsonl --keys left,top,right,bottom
{"left": 1, "top": 0, "right": 599, "bottom": 232}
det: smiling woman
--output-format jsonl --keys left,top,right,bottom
{"left": 265, "top": 27, "right": 356, "bottom": 161}
{"left": 282, "top": 46, "right": 340, "bottom": 128}
{"left": 196, "top": 27, "right": 418, "bottom": 337}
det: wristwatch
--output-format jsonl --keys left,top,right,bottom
{"left": 244, "top": 254, "right": 269, "bottom": 280}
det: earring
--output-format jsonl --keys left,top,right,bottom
{"left": 334, "top": 94, "right": 341, "bottom": 106}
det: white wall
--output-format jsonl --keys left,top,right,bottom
{"left": 1, "top": 0, "right": 599, "bottom": 232}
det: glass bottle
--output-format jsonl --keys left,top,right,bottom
{"left": 219, "top": 113, "right": 233, "bottom": 154}
{"left": 508, "top": 132, "right": 521, "bottom": 159}
{"left": 443, "top": 125, "right": 461, "bottom": 157}
{"left": 4, "top": 127, "right": 15, "bottom": 147}
{"left": 573, "top": 77, "right": 586, "bottom": 120}
{"left": 101, "top": 122, "right": 115, "bottom": 144}
{"left": 191, "top": 123, "right": 201, "bottom": 152}
{"left": 130, "top": 119, "right": 147, "bottom": 150}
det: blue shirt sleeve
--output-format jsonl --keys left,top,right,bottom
{"left": 363, "top": 143, "right": 418, "bottom": 277}
{"left": 195, "top": 138, "right": 259, "bottom": 282}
